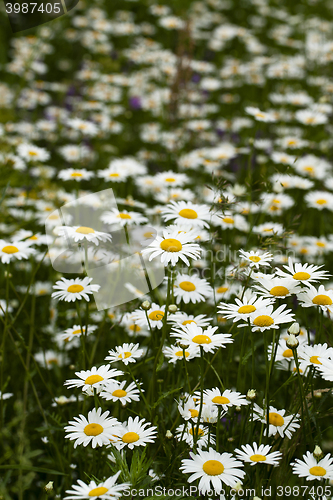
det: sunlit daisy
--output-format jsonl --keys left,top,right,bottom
{"left": 253, "top": 404, "right": 300, "bottom": 439}
{"left": 0, "top": 240, "right": 35, "bottom": 264}
{"left": 64, "top": 366, "right": 123, "bottom": 393}
{"left": 163, "top": 344, "right": 199, "bottom": 363}
{"left": 171, "top": 323, "right": 233, "bottom": 353}
{"left": 218, "top": 293, "right": 275, "bottom": 323}
{"left": 51, "top": 277, "right": 100, "bottom": 302}
{"left": 105, "top": 343, "right": 144, "bottom": 365}
{"left": 64, "top": 472, "right": 130, "bottom": 499}
{"left": 57, "top": 225, "right": 112, "bottom": 245}
{"left": 100, "top": 380, "right": 141, "bottom": 405}
{"left": 198, "top": 388, "right": 249, "bottom": 411}
{"left": 161, "top": 201, "right": 214, "bottom": 229}
{"left": 101, "top": 208, "right": 148, "bottom": 227}
{"left": 64, "top": 407, "right": 120, "bottom": 448}
{"left": 318, "top": 358, "right": 333, "bottom": 381}
{"left": 132, "top": 303, "right": 166, "bottom": 330}
{"left": 298, "top": 284, "right": 333, "bottom": 313}
{"left": 245, "top": 304, "right": 295, "bottom": 332}
{"left": 180, "top": 447, "right": 245, "bottom": 492}
{"left": 275, "top": 258, "right": 330, "bottom": 284}
{"left": 112, "top": 416, "right": 157, "bottom": 450}
{"left": 239, "top": 249, "right": 274, "bottom": 269}
{"left": 168, "top": 312, "right": 213, "bottom": 328}
{"left": 235, "top": 443, "right": 282, "bottom": 466}
{"left": 173, "top": 273, "right": 213, "bottom": 304}
{"left": 253, "top": 275, "right": 300, "bottom": 299}
{"left": 298, "top": 343, "right": 333, "bottom": 372}
{"left": 291, "top": 451, "right": 333, "bottom": 481}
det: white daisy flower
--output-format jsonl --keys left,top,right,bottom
{"left": 218, "top": 294, "right": 274, "bottom": 323}
{"left": 100, "top": 380, "right": 141, "bottom": 405}
{"left": 154, "top": 170, "right": 189, "bottom": 187}
{"left": 0, "top": 240, "right": 36, "bottom": 264}
{"left": 234, "top": 442, "right": 282, "bottom": 466}
{"left": 105, "top": 343, "right": 144, "bottom": 365}
{"left": 173, "top": 273, "right": 213, "bottom": 304}
{"left": 97, "top": 166, "right": 130, "bottom": 182}
{"left": 275, "top": 258, "right": 330, "bottom": 284}
{"left": 178, "top": 395, "right": 203, "bottom": 421}
{"left": 56, "top": 225, "right": 112, "bottom": 246}
{"left": 64, "top": 365, "right": 123, "bottom": 393}
{"left": 17, "top": 143, "right": 50, "bottom": 162}
{"left": 58, "top": 168, "right": 94, "bottom": 181}
{"left": 101, "top": 208, "right": 147, "bottom": 227}
{"left": 131, "top": 303, "right": 166, "bottom": 330}
{"left": 252, "top": 275, "right": 301, "bottom": 299}
{"left": 305, "top": 191, "right": 333, "bottom": 211}
{"left": 51, "top": 277, "right": 100, "bottom": 302}
{"left": 175, "top": 423, "right": 215, "bottom": 449}
{"left": 112, "top": 416, "right": 157, "bottom": 450}
{"left": 168, "top": 312, "right": 213, "bottom": 328}
{"left": 163, "top": 344, "right": 199, "bottom": 364}
{"left": 317, "top": 358, "right": 333, "bottom": 381}
{"left": 171, "top": 323, "right": 233, "bottom": 353}
{"left": 245, "top": 106, "right": 276, "bottom": 122}
{"left": 239, "top": 249, "right": 274, "bottom": 269}
{"left": 253, "top": 404, "right": 300, "bottom": 439}
{"left": 141, "top": 228, "right": 201, "bottom": 267}
{"left": 245, "top": 304, "right": 295, "bottom": 332}
{"left": 180, "top": 447, "right": 245, "bottom": 492}
{"left": 161, "top": 201, "right": 214, "bottom": 229}
{"left": 57, "top": 324, "right": 97, "bottom": 345}
{"left": 198, "top": 388, "right": 249, "bottom": 411}
{"left": 298, "top": 284, "right": 333, "bottom": 313}
{"left": 298, "top": 343, "right": 333, "bottom": 372}
{"left": 64, "top": 407, "right": 120, "bottom": 448}
{"left": 64, "top": 471, "right": 130, "bottom": 499}
{"left": 291, "top": 451, "right": 333, "bottom": 481}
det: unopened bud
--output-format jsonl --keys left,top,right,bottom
{"left": 56, "top": 396, "right": 68, "bottom": 405}
{"left": 69, "top": 364, "right": 75, "bottom": 370}
{"left": 314, "top": 445, "right": 323, "bottom": 459}
{"left": 168, "top": 304, "right": 177, "bottom": 313}
{"left": 247, "top": 389, "right": 257, "bottom": 401}
{"left": 44, "top": 481, "right": 54, "bottom": 493}
{"left": 141, "top": 300, "right": 151, "bottom": 310}
{"left": 227, "top": 437, "right": 234, "bottom": 442}
{"left": 178, "top": 341, "right": 190, "bottom": 350}
{"left": 235, "top": 406, "right": 241, "bottom": 412}
{"left": 165, "top": 430, "right": 173, "bottom": 439}
{"left": 314, "top": 391, "right": 322, "bottom": 399}
{"left": 286, "top": 334, "right": 299, "bottom": 349}
{"left": 288, "top": 322, "right": 300, "bottom": 336}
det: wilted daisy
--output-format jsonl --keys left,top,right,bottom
{"left": 161, "top": 201, "right": 214, "bottom": 229}
{"left": 105, "top": 343, "right": 144, "bottom": 365}
{"left": 239, "top": 249, "right": 274, "bottom": 269}
{"left": 180, "top": 447, "right": 245, "bottom": 493}
{"left": 51, "top": 277, "right": 100, "bottom": 302}
{"left": 64, "top": 366, "right": 123, "bottom": 393}
{"left": 64, "top": 407, "right": 120, "bottom": 448}
{"left": 57, "top": 225, "right": 112, "bottom": 245}
{"left": 141, "top": 228, "right": 201, "bottom": 267}
{"left": 171, "top": 323, "right": 233, "bottom": 353}
{"left": 100, "top": 380, "right": 141, "bottom": 405}
{"left": 253, "top": 404, "right": 300, "bottom": 439}
{"left": 173, "top": 274, "right": 213, "bottom": 304}
{"left": 199, "top": 388, "right": 249, "bottom": 411}
{"left": 0, "top": 240, "right": 35, "bottom": 264}
{"left": 235, "top": 443, "right": 282, "bottom": 466}
{"left": 64, "top": 472, "right": 130, "bottom": 500}
{"left": 275, "top": 258, "right": 330, "bottom": 284}
{"left": 298, "top": 284, "right": 333, "bottom": 313}
{"left": 112, "top": 416, "right": 157, "bottom": 450}
{"left": 246, "top": 304, "right": 295, "bottom": 332}
{"left": 291, "top": 451, "right": 333, "bottom": 481}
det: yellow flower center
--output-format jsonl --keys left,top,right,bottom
{"left": 250, "top": 454, "right": 267, "bottom": 462}
{"left": 217, "top": 286, "right": 228, "bottom": 293}
{"left": 189, "top": 427, "right": 204, "bottom": 436}
{"left": 117, "top": 213, "right": 131, "bottom": 219}
{"left": 72, "top": 329, "right": 82, "bottom": 335}
{"left": 293, "top": 272, "right": 311, "bottom": 280}
{"left": 270, "top": 286, "right": 289, "bottom": 296}
{"left": 89, "top": 487, "right": 109, "bottom": 497}
{"left": 2, "top": 245, "right": 19, "bottom": 254}
{"left": 109, "top": 173, "right": 119, "bottom": 177}
{"left": 112, "top": 389, "right": 127, "bottom": 397}
{"left": 178, "top": 209, "right": 198, "bottom": 219}
{"left": 317, "top": 242, "right": 326, "bottom": 247}
{"left": 182, "top": 320, "right": 196, "bottom": 325}
{"left": 129, "top": 324, "right": 141, "bottom": 332}
{"left": 253, "top": 315, "right": 274, "bottom": 327}
{"left": 310, "top": 355, "right": 321, "bottom": 365}
{"left": 160, "top": 238, "right": 182, "bottom": 252}
{"left": 179, "top": 281, "right": 196, "bottom": 292}
{"left": 29, "top": 235, "right": 38, "bottom": 240}
{"left": 29, "top": 151, "right": 38, "bottom": 156}
{"left": 71, "top": 172, "right": 83, "bottom": 177}
{"left": 222, "top": 217, "right": 234, "bottom": 224}
{"left": 67, "top": 284, "right": 84, "bottom": 293}
{"left": 316, "top": 199, "right": 327, "bottom": 205}
{"left": 304, "top": 166, "right": 314, "bottom": 173}
{"left": 192, "top": 334, "right": 211, "bottom": 344}
{"left": 85, "top": 375, "right": 104, "bottom": 385}
{"left": 148, "top": 310, "right": 164, "bottom": 321}
{"left": 249, "top": 256, "right": 261, "bottom": 263}
{"left": 84, "top": 423, "right": 103, "bottom": 436}
{"left": 122, "top": 431, "right": 139, "bottom": 443}
{"left": 283, "top": 349, "right": 293, "bottom": 358}
{"left": 165, "top": 177, "right": 176, "bottom": 182}
{"left": 202, "top": 460, "right": 224, "bottom": 476}
{"left": 268, "top": 412, "right": 284, "bottom": 426}
{"left": 312, "top": 295, "right": 332, "bottom": 306}
{"left": 309, "top": 466, "right": 326, "bottom": 477}
{"left": 75, "top": 226, "right": 95, "bottom": 234}
{"left": 144, "top": 231, "right": 154, "bottom": 238}
{"left": 175, "top": 350, "right": 190, "bottom": 357}
{"left": 212, "top": 396, "right": 230, "bottom": 405}
{"left": 189, "top": 409, "right": 199, "bottom": 418}
{"left": 118, "top": 351, "right": 132, "bottom": 359}
{"left": 255, "top": 112, "right": 265, "bottom": 119}
{"left": 238, "top": 305, "right": 256, "bottom": 314}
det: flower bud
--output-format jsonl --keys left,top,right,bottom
{"left": 286, "top": 334, "right": 299, "bottom": 349}
{"left": 141, "top": 300, "right": 151, "bottom": 310}
{"left": 168, "top": 304, "right": 177, "bottom": 313}
{"left": 314, "top": 445, "right": 323, "bottom": 459}
{"left": 235, "top": 406, "right": 241, "bottom": 412}
{"left": 314, "top": 391, "right": 322, "bottom": 399}
{"left": 247, "top": 389, "right": 257, "bottom": 401}
{"left": 165, "top": 430, "right": 173, "bottom": 439}
{"left": 44, "top": 482, "right": 54, "bottom": 494}
{"left": 178, "top": 341, "right": 189, "bottom": 350}
{"left": 288, "top": 322, "right": 300, "bottom": 336}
